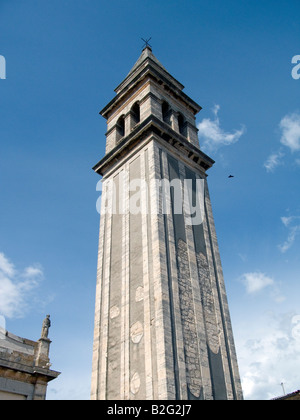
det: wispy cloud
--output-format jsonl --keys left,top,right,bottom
{"left": 241, "top": 271, "right": 274, "bottom": 294}
{"left": 279, "top": 112, "right": 300, "bottom": 152}
{"left": 240, "top": 271, "right": 285, "bottom": 302}
{"left": 264, "top": 112, "right": 300, "bottom": 172}
{"left": 197, "top": 104, "right": 245, "bottom": 152}
{"left": 0, "top": 252, "right": 44, "bottom": 319}
{"left": 278, "top": 215, "right": 300, "bottom": 253}
{"left": 264, "top": 149, "right": 285, "bottom": 172}
{"left": 0, "top": 253, "right": 15, "bottom": 277}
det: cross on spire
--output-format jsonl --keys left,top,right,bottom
{"left": 141, "top": 37, "right": 152, "bottom": 50}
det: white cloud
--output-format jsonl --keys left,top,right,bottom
{"left": 241, "top": 271, "right": 274, "bottom": 294}
{"left": 240, "top": 271, "right": 285, "bottom": 303}
{"left": 0, "top": 252, "right": 43, "bottom": 319}
{"left": 281, "top": 216, "right": 293, "bottom": 227}
{"left": 278, "top": 215, "right": 300, "bottom": 253}
{"left": 279, "top": 225, "right": 300, "bottom": 253}
{"left": 279, "top": 112, "right": 300, "bottom": 152}
{"left": 197, "top": 105, "right": 245, "bottom": 152}
{"left": 264, "top": 149, "right": 285, "bottom": 172}
{"left": 23, "top": 265, "right": 43, "bottom": 279}
{"left": 264, "top": 112, "right": 300, "bottom": 172}
{"left": 0, "top": 253, "right": 15, "bottom": 277}
{"left": 236, "top": 312, "right": 300, "bottom": 399}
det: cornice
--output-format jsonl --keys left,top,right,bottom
{"left": 93, "top": 115, "right": 214, "bottom": 176}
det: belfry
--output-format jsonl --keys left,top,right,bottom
{"left": 91, "top": 46, "right": 243, "bottom": 400}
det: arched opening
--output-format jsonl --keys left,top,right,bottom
{"left": 162, "top": 101, "right": 171, "bottom": 125}
{"left": 116, "top": 115, "right": 125, "bottom": 139}
{"left": 178, "top": 113, "right": 186, "bottom": 136}
{"left": 131, "top": 102, "right": 140, "bottom": 126}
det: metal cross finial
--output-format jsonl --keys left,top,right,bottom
{"left": 141, "top": 37, "right": 152, "bottom": 50}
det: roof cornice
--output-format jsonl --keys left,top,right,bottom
{"left": 93, "top": 115, "right": 214, "bottom": 176}
{"left": 100, "top": 65, "right": 201, "bottom": 119}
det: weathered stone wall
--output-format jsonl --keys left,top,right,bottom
{"left": 91, "top": 138, "right": 243, "bottom": 400}
{"left": 0, "top": 331, "right": 59, "bottom": 400}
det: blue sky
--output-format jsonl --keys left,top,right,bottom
{"left": 0, "top": 0, "right": 299, "bottom": 400}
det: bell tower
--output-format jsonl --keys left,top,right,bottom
{"left": 91, "top": 46, "right": 243, "bottom": 400}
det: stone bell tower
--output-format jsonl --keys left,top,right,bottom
{"left": 91, "top": 46, "right": 243, "bottom": 400}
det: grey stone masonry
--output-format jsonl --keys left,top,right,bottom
{"left": 91, "top": 47, "right": 243, "bottom": 400}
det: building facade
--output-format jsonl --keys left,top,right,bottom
{"left": 91, "top": 46, "right": 243, "bottom": 400}
{"left": 0, "top": 316, "right": 60, "bottom": 400}
{"left": 272, "top": 390, "right": 300, "bottom": 400}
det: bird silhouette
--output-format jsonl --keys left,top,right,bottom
{"left": 228, "top": 175, "right": 234, "bottom": 178}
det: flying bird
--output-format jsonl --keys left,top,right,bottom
{"left": 228, "top": 175, "right": 234, "bottom": 178}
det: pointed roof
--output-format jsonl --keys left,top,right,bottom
{"left": 114, "top": 46, "right": 184, "bottom": 94}
{"left": 100, "top": 46, "right": 201, "bottom": 118}
{"left": 126, "top": 45, "right": 169, "bottom": 78}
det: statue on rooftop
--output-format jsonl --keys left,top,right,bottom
{"left": 41, "top": 315, "right": 51, "bottom": 339}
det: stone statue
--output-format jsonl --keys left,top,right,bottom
{"left": 41, "top": 315, "right": 51, "bottom": 339}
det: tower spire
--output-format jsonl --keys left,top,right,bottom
{"left": 91, "top": 48, "right": 243, "bottom": 401}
